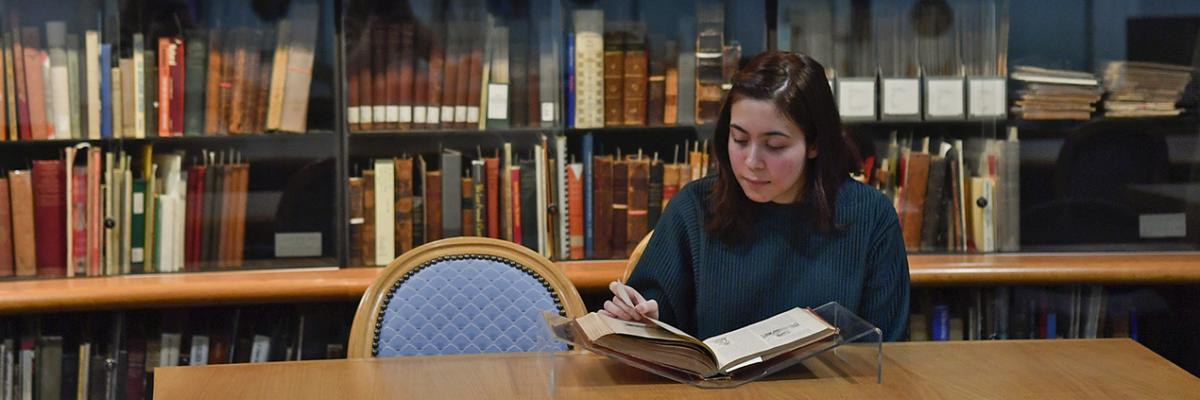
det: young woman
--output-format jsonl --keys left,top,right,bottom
{"left": 600, "top": 51, "right": 910, "bottom": 341}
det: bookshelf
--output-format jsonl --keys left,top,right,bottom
{"left": 1, "top": 253, "right": 1197, "bottom": 315}
{"left": 1, "top": 1, "right": 1199, "bottom": 396}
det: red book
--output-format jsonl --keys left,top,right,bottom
{"left": 87, "top": 149, "right": 102, "bottom": 276}
{"left": 511, "top": 167, "right": 522, "bottom": 245}
{"left": 485, "top": 157, "right": 500, "bottom": 238}
{"left": 185, "top": 165, "right": 207, "bottom": 271}
{"left": 32, "top": 160, "right": 66, "bottom": 277}
{"left": 9, "top": 16, "right": 30, "bottom": 141}
{"left": 70, "top": 168, "right": 86, "bottom": 276}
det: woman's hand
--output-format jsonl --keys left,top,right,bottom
{"left": 599, "top": 281, "right": 659, "bottom": 321}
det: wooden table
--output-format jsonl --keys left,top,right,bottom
{"left": 154, "top": 339, "right": 1199, "bottom": 399}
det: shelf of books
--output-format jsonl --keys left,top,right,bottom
{"left": 2, "top": 252, "right": 1200, "bottom": 315}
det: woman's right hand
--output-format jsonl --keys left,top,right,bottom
{"left": 599, "top": 281, "right": 659, "bottom": 322}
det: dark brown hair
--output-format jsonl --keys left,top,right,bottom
{"left": 705, "top": 51, "right": 857, "bottom": 244}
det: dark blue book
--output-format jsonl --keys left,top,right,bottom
{"left": 100, "top": 44, "right": 112, "bottom": 138}
{"left": 931, "top": 304, "right": 949, "bottom": 341}
{"left": 565, "top": 35, "right": 575, "bottom": 128}
{"left": 582, "top": 133, "right": 593, "bottom": 258}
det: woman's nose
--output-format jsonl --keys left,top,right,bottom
{"left": 744, "top": 145, "right": 766, "bottom": 170}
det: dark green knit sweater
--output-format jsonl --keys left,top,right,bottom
{"left": 627, "top": 175, "right": 910, "bottom": 341}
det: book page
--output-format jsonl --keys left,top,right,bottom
{"left": 576, "top": 313, "right": 697, "bottom": 344}
{"left": 702, "top": 308, "right": 834, "bottom": 371}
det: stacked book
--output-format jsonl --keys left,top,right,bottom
{"left": 1009, "top": 66, "right": 1101, "bottom": 120}
{"left": 1101, "top": 61, "right": 1194, "bottom": 118}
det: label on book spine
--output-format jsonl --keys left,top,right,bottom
{"left": 372, "top": 106, "right": 386, "bottom": 123}
{"left": 541, "top": 102, "right": 555, "bottom": 122}
{"left": 454, "top": 106, "right": 467, "bottom": 123}
{"left": 467, "top": 107, "right": 480, "bottom": 123}
{"left": 414, "top": 106, "right": 427, "bottom": 124}
{"left": 348, "top": 107, "right": 361, "bottom": 124}
{"left": 385, "top": 106, "right": 400, "bottom": 123}
{"left": 441, "top": 106, "right": 454, "bottom": 123}
{"left": 362, "top": 107, "right": 374, "bottom": 124}
{"left": 399, "top": 106, "right": 413, "bottom": 123}
{"left": 487, "top": 83, "right": 509, "bottom": 120}
{"left": 427, "top": 107, "right": 440, "bottom": 124}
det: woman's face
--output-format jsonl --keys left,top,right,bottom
{"left": 728, "top": 98, "right": 817, "bottom": 204}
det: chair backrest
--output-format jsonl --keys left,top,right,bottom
{"left": 348, "top": 237, "right": 586, "bottom": 358}
{"left": 622, "top": 230, "right": 653, "bottom": 283}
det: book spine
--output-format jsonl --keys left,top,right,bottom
{"left": 441, "top": 152, "right": 462, "bottom": 238}
{"left": 582, "top": 134, "right": 593, "bottom": 258}
{"left": 32, "top": 160, "right": 66, "bottom": 277}
{"left": 611, "top": 161, "right": 628, "bottom": 258}
{"left": 572, "top": 10, "right": 603, "bottom": 129}
{"left": 361, "top": 171, "right": 375, "bottom": 265}
{"left": 184, "top": 31, "right": 208, "bottom": 136}
{"left": 602, "top": 29, "right": 623, "bottom": 127}
{"left": 593, "top": 156, "right": 612, "bottom": 259}
{"left": 0, "top": 178, "right": 12, "bottom": 276}
{"left": 472, "top": 161, "right": 485, "bottom": 237}
{"left": 395, "top": 157, "right": 414, "bottom": 254}
{"left": 347, "top": 177, "right": 363, "bottom": 266}
{"left": 622, "top": 27, "right": 647, "bottom": 126}
{"left": 425, "top": 171, "right": 443, "bottom": 242}
{"left": 9, "top": 170, "right": 35, "bottom": 276}
{"left": 485, "top": 158, "right": 500, "bottom": 239}
{"left": 374, "top": 160, "right": 395, "bottom": 266}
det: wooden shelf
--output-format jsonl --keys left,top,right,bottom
{"left": 1, "top": 252, "right": 1198, "bottom": 314}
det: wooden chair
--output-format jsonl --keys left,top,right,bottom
{"left": 622, "top": 230, "right": 653, "bottom": 283}
{"left": 347, "top": 237, "right": 586, "bottom": 358}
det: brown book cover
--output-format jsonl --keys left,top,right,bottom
{"left": 510, "top": 166, "right": 522, "bottom": 245}
{"left": 466, "top": 22, "right": 484, "bottom": 129}
{"left": 622, "top": 27, "right": 648, "bottom": 126}
{"left": 626, "top": 158, "right": 649, "bottom": 255}
{"left": 204, "top": 29, "right": 225, "bottom": 135}
{"left": 215, "top": 30, "right": 239, "bottom": 135}
{"left": 10, "top": 21, "right": 31, "bottom": 141}
{"left": 385, "top": 24, "right": 401, "bottom": 130}
{"left": 371, "top": 24, "right": 387, "bottom": 128}
{"left": 231, "top": 164, "right": 249, "bottom": 268}
{"left": 425, "top": 170, "right": 443, "bottom": 241}
{"left": 647, "top": 37, "right": 667, "bottom": 126}
{"left": 527, "top": 31, "right": 540, "bottom": 128}
{"left": 227, "top": 29, "right": 252, "bottom": 135}
{"left": 347, "top": 177, "right": 364, "bottom": 266}
{"left": 398, "top": 23, "right": 415, "bottom": 130}
{"left": 461, "top": 177, "right": 474, "bottom": 236}
{"left": 0, "top": 178, "right": 12, "bottom": 276}
{"left": 602, "top": 29, "right": 624, "bottom": 127}
{"left": 8, "top": 170, "right": 35, "bottom": 276}
{"left": 413, "top": 39, "right": 429, "bottom": 130}
{"left": 663, "top": 163, "right": 681, "bottom": 208}
{"left": 346, "top": 24, "right": 362, "bottom": 131}
{"left": 395, "top": 157, "right": 414, "bottom": 254}
{"left": 567, "top": 164, "right": 584, "bottom": 260}
{"left": 611, "top": 160, "right": 629, "bottom": 258}
{"left": 22, "top": 28, "right": 47, "bottom": 140}
{"left": 32, "top": 160, "right": 66, "bottom": 277}
{"left": 485, "top": 157, "right": 500, "bottom": 238}
{"left": 901, "top": 152, "right": 931, "bottom": 251}
{"left": 219, "top": 162, "right": 240, "bottom": 268}
{"left": 358, "top": 20, "right": 375, "bottom": 131}
{"left": 251, "top": 31, "right": 272, "bottom": 133}
{"left": 361, "top": 170, "right": 376, "bottom": 265}
{"left": 455, "top": 22, "right": 473, "bottom": 129}
{"left": 441, "top": 23, "right": 459, "bottom": 130}
{"left": 593, "top": 156, "right": 613, "bottom": 259}
{"left": 665, "top": 64, "right": 678, "bottom": 126}
{"left": 426, "top": 25, "right": 445, "bottom": 129}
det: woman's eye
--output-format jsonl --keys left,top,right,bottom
{"left": 732, "top": 137, "right": 749, "bottom": 144}
{"left": 767, "top": 142, "right": 788, "bottom": 150}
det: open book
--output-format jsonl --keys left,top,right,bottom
{"left": 566, "top": 307, "right": 838, "bottom": 379}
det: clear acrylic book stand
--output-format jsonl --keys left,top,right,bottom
{"left": 539, "top": 301, "right": 882, "bottom": 390}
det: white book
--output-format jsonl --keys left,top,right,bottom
{"left": 85, "top": 31, "right": 101, "bottom": 139}
{"left": 250, "top": 335, "right": 271, "bottom": 363}
{"left": 279, "top": 2, "right": 320, "bottom": 133}
{"left": 67, "top": 34, "right": 82, "bottom": 138}
{"left": 161, "top": 333, "right": 181, "bottom": 367}
{"left": 46, "top": 22, "right": 71, "bottom": 139}
{"left": 374, "top": 159, "right": 395, "bottom": 266}
{"left": 555, "top": 136, "right": 570, "bottom": 258}
{"left": 132, "top": 34, "right": 146, "bottom": 138}
{"left": 572, "top": 9, "right": 604, "bottom": 128}
{"left": 188, "top": 335, "right": 210, "bottom": 366}
{"left": 111, "top": 67, "right": 123, "bottom": 138}
{"left": 19, "top": 347, "right": 31, "bottom": 400}
{"left": 41, "top": 57, "right": 55, "bottom": 139}
{"left": 175, "top": 174, "right": 187, "bottom": 272}
{"left": 534, "top": 143, "right": 547, "bottom": 256}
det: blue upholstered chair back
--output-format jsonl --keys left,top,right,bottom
{"left": 372, "top": 255, "right": 569, "bottom": 357}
